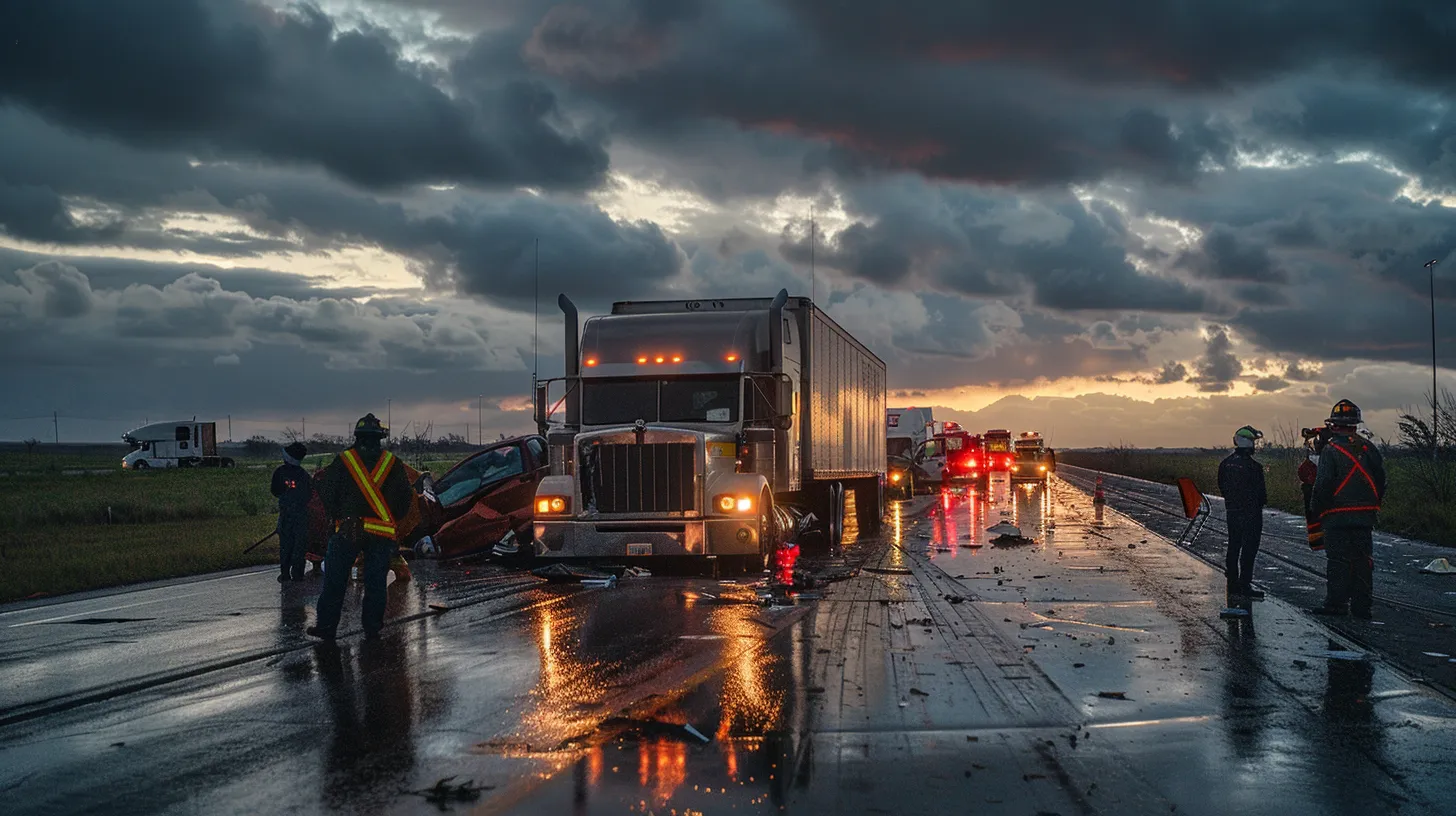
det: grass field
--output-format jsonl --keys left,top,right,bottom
{"left": 0, "top": 446, "right": 473, "bottom": 603}
{"left": 1061, "top": 449, "right": 1454, "bottom": 547}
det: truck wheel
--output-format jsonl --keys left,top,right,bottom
{"left": 221, "top": 458, "right": 235, "bottom": 468}
{"left": 133, "top": 461, "right": 149, "bottom": 470}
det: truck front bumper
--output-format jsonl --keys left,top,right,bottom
{"left": 533, "top": 517, "right": 761, "bottom": 558}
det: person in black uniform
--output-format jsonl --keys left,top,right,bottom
{"left": 307, "top": 414, "right": 411, "bottom": 640}
{"left": 1310, "top": 400, "right": 1386, "bottom": 620}
{"left": 271, "top": 441, "right": 313, "bottom": 582}
{"left": 1218, "top": 425, "right": 1267, "bottom": 602}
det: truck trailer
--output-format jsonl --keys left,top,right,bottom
{"left": 531, "top": 289, "right": 887, "bottom": 568}
{"left": 121, "top": 421, "right": 234, "bottom": 469}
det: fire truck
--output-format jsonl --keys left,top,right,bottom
{"left": 910, "top": 422, "right": 986, "bottom": 490}
{"left": 1010, "top": 431, "right": 1053, "bottom": 481}
{"left": 982, "top": 429, "right": 1015, "bottom": 473}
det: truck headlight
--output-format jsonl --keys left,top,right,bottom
{"left": 1038, "top": 465, "right": 1047, "bottom": 472}
{"left": 714, "top": 494, "right": 754, "bottom": 513}
{"left": 535, "top": 495, "right": 570, "bottom": 515}
{"left": 890, "top": 471, "right": 903, "bottom": 484}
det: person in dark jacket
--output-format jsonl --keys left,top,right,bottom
{"left": 308, "top": 414, "right": 412, "bottom": 640}
{"left": 1218, "top": 425, "right": 1267, "bottom": 601}
{"left": 1310, "top": 400, "right": 1386, "bottom": 619}
{"left": 271, "top": 441, "right": 312, "bottom": 582}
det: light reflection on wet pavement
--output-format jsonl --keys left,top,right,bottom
{"left": 2, "top": 476, "right": 1456, "bottom": 815}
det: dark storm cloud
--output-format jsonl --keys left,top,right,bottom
{"left": 781, "top": 1, "right": 1456, "bottom": 89}
{"left": 1285, "top": 360, "right": 1321, "bottom": 381}
{"left": 0, "top": 0, "right": 608, "bottom": 191}
{"left": 1153, "top": 361, "right": 1188, "bottom": 385}
{"left": 0, "top": 247, "right": 402, "bottom": 301}
{"left": 1253, "top": 375, "right": 1291, "bottom": 392}
{"left": 519, "top": 1, "right": 1226, "bottom": 188}
{"left": 1189, "top": 326, "right": 1243, "bottom": 392}
{"left": 779, "top": 178, "right": 1207, "bottom": 312}
{"left": 0, "top": 260, "right": 533, "bottom": 373}
{"left": 1177, "top": 229, "right": 1288, "bottom": 283}
{"left": 0, "top": 109, "right": 681, "bottom": 311}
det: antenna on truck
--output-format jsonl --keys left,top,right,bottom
{"left": 810, "top": 203, "right": 816, "bottom": 303}
{"left": 533, "top": 237, "right": 540, "bottom": 383}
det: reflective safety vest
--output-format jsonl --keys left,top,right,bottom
{"left": 339, "top": 449, "right": 398, "bottom": 538}
{"left": 1320, "top": 439, "right": 1380, "bottom": 520}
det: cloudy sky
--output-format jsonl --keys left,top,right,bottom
{"left": 2, "top": 0, "right": 1454, "bottom": 447}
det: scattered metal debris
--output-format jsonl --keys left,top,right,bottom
{"left": 403, "top": 777, "right": 495, "bottom": 810}
{"left": 1096, "top": 691, "right": 1129, "bottom": 700}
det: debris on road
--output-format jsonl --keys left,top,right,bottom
{"left": 1096, "top": 691, "right": 1129, "bottom": 700}
{"left": 909, "top": 687, "right": 930, "bottom": 696}
{"left": 530, "top": 563, "right": 616, "bottom": 584}
{"left": 403, "top": 777, "right": 495, "bottom": 808}
{"left": 1419, "top": 558, "right": 1456, "bottom": 575}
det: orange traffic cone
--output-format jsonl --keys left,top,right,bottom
{"left": 1093, "top": 476, "right": 1105, "bottom": 523}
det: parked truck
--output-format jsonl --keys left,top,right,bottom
{"left": 886, "top": 407, "right": 934, "bottom": 460}
{"left": 531, "top": 289, "right": 887, "bottom": 569}
{"left": 121, "top": 421, "right": 234, "bottom": 470}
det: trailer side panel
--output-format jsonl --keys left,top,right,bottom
{"left": 802, "top": 306, "right": 886, "bottom": 480}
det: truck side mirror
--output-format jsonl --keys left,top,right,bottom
{"left": 533, "top": 382, "right": 549, "bottom": 430}
{"left": 774, "top": 375, "right": 794, "bottom": 431}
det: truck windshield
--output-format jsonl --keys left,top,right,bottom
{"left": 887, "top": 438, "right": 913, "bottom": 458}
{"left": 582, "top": 377, "right": 741, "bottom": 425}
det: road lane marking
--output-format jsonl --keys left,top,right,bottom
{"left": 0, "top": 569, "right": 273, "bottom": 619}
{"left": 7, "top": 591, "right": 211, "bottom": 627}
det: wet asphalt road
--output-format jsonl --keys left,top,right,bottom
{"left": 1057, "top": 464, "right": 1456, "bottom": 695}
{"left": 2, "top": 476, "right": 1455, "bottom": 815}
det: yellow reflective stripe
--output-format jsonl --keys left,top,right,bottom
{"left": 340, "top": 450, "right": 393, "bottom": 524}
{"left": 370, "top": 450, "right": 395, "bottom": 483}
{"left": 362, "top": 521, "right": 396, "bottom": 536}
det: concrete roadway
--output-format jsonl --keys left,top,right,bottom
{"left": 1, "top": 476, "right": 1454, "bottom": 815}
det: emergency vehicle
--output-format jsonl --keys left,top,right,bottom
{"left": 983, "top": 429, "right": 1015, "bottom": 473}
{"left": 1010, "top": 431, "right": 1053, "bottom": 481}
{"left": 911, "top": 422, "right": 987, "bottom": 490}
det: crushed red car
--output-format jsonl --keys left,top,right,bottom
{"left": 303, "top": 434, "right": 549, "bottom": 565}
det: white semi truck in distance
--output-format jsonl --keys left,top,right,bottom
{"left": 530, "top": 289, "right": 887, "bottom": 570}
{"left": 121, "top": 421, "right": 235, "bottom": 470}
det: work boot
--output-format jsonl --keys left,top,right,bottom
{"left": 305, "top": 625, "right": 336, "bottom": 641}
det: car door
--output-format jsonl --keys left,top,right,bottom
{"left": 477, "top": 443, "right": 534, "bottom": 520}
{"left": 912, "top": 440, "right": 944, "bottom": 483}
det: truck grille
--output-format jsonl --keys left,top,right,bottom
{"left": 590, "top": 442, "right": 696, "bottom": 513}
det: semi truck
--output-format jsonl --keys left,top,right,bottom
{"left": 530, "top": 289, "right": 887, "bottom": 569}
{"left": 121, "top": 421, "right": 235, "bottom": 469}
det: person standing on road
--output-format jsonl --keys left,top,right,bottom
{"left": 271, "top": 441, "right": 312, "bottom": 583}
{"left": 308, "top": 414, "right": 412, "bottom": 641}
{"left": 1310, "top": 400, "right": 1386, "bottom": 620}
{"left": 1218, "top": 426, "right": 1268, "bottom": 601}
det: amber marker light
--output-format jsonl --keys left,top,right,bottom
{"left": 585, "top": 358, "right": 598, "bottom": 367}
{"left": 637, "top": 356, "right": 648, "bottom": 364}
{"left": 671, "top": 355, "right": 682, "bottom": 363}
{"left": 725, "top": 353, "right": 738, "bottom": 362}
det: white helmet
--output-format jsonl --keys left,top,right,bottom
{"left": 1233, "top": 425, "right": 1263, "bottom": 449}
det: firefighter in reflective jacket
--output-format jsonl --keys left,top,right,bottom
{"left": 307, "top": 413, "right": 412, "bottom": 640}
{"left": 1309, "top": 400, "right": 1387, "bottom": 620}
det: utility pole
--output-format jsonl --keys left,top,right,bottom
{"left": 387, "top": 399, "right": 392, "bottom": 431}
{"left": 53, "top": 411, "right": 58, "bottom": 444}
{"left": 227, "top": 414, "right": 232, "bottom": 442}
{"left": 1427, "top": 258, "right": 1440, "bottom": 461}
{"left": 478, "top": 394, "right": 483, "bottom": 447}
{"left": 301, "top": 417, "right": 305, "bottom": 440}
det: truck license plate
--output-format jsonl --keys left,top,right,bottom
{"left": 627, "top": 543, "right": 653, "bottom": 556}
